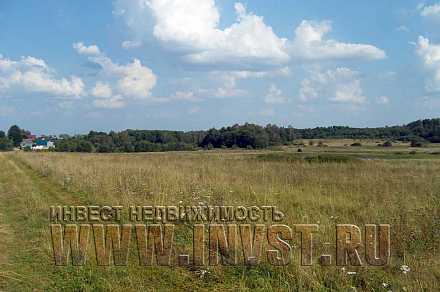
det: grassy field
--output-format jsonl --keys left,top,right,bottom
{"left": 0, "top": 144, "right": 439, "bottom": 291}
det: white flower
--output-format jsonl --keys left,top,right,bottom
{"left": 400, "top": 265, "right": 410, "bottom": 274}
{"left": 347, "top": 271, "right": 357, "bottom": 275}
{"left": 196, "top": 269, "right": 210, "bottom": 278}
{"left": 382, "top": 282, "right": 389, "bottom": 288}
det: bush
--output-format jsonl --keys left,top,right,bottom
{"left": 351, "top": 142, "right": 362, "bottom": 147}
{"left": 76, "top": 141, "right": 94, "bottom": 153}
{"left": 410, "top": 140, "right": 424, "bottom": 147}
{"left": 382, "top": 141, "right": 393, "bottom": 147}
{"left": 0, "top": 137, "right": 13, "bottom": 151}
{"left": 305, "top": 154, "right": 360, "bottom": 163}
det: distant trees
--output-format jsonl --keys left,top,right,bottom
{"left": 7, "top": 125, "right": 24, "bottom": 147}
{"left": 406, "top": 119, "right": 440, "bottom": 143}
{"left": 76, "top": 141, "right": 94, "bottom": 153}
{"left": 0, "top": 131, "right": 12, "bottom": 151}
{"left": 2, "top": 118, "right": 440, "bottom": 153}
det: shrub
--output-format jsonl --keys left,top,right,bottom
{"left": 351, "top": 142, "right": 362, "bottom": 147}
{"left": 382, "top": 141, "right": 393, "bottom": 147}
{"left": 410, "top": 140, "right": 424, "bottom": 147}
{"left": 76, "top": 141, "right": 94, "bottom": 153}
{"left": 305, "top": 154, "right": 360, "bottom": 163}
{"left": 0, "top": 137, "right": 13, "bottom": 151}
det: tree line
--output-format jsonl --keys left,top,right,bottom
{"left": 1, "top": 118, "right": 439, "bottom": 152}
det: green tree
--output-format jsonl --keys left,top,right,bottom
{"left": 76, "top": 140, "right": 94, "bottom": 152}
{"left": 7, "top": 125, "right": 23, "bottom": 147}
{"left": 0, "top": 136, "right": 12, "bottom": 151}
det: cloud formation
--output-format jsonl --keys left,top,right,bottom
{"left": 419, "top": 3, "right": 440, "bottom": 19}
{"left": 73, "top": 42, "right": 101, "bottom": 56}
{"left": 416, "top": 36, "right": 440, "bottom": 91}
{"left": 0, "top": 55, "right": 84, "bottom": 97}
{"left": 115, "top": 0, "right": 385, "bottom": 67}
{"left": 289, "top": 21, "right": 386, "bottom": 60}
{"left": 74, "top": 43, "right": 158, "bottom": 108}
{"left": 264, "top": 84, "right": 288, "bottom": 104}
{"left": 148, "top": 0, "right": 288, "bottom": 65}
{"left": 299, "top": 67, "right": 367, "bottom": 104}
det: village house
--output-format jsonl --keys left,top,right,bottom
{"left": 20, "top": 135, "right": 55, "bottom": 151}
{"left": 20, "top": 138, "right": 34, "bottom": 149}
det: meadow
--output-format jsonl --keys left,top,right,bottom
{"left": 0, "top": 142, "right": 439, "bottom": 291}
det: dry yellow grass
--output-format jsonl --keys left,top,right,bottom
{"left": 1, "top": 150, "right": 439, "bottom": 291}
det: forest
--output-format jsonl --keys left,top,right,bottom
{"left": 1, "top": 118, "right": 439, "bottom": 152}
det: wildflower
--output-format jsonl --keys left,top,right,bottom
{"left": 382, "top": 282, "right": 389, "bottom": 288}
{"left": 347, "top": 271, "right": 357, "bottom": 275}
{"left": 195, "top": 269, "right": 209, "bottom": 278}
{"left": 400, "top": 265, "right": 410, "bottom": 274}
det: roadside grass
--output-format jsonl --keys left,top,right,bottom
{"left": 0, "top": 149, "right": 439, "bottom": 291}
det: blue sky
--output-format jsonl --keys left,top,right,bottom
{"left": 1, "top": 0, "right": 440, "bottom": 134}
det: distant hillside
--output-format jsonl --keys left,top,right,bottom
{"left": 50, "top": 118, "right": 440, "bottom": 153}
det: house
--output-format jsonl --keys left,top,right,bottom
{"left": 26, "top": 134, "right": 37, "bottom": 140}
{"left": 20, "top": 139, "right": 34, "bottom": 149}
{"left": 32, "top": 138, "right": 55, "bottom": 150}
{"left": 20, "top": 136, "right": 55, "bottom": 151}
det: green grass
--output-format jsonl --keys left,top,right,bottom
{"left": 0, "top": 147, "right": 439, "bottom": 291}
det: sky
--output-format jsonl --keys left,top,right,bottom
{"left": 1, "top": 0, "right": 440, "bottom": 134}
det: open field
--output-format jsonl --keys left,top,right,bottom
{"left": 0, "top": 144, "right": 439, "bottom": 291}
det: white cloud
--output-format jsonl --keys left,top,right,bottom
{"left": 173, "top": 91, "right": 200, "bottom": 101}
{"left": 115, "top": 1, "right": 385, "bottom": 66}
{"left": 419, "top": 3, "right": 440, "bottom": 19}
{"left": 74, "top": 42, "right": 158, "bottom": 107}
{"left": 416, "top": 36, "right": 440, "bottom": 91}
{"left": 93, "top": 95, "right": 126, "bottom": 109}
{"left": 146, "top": 0, "right": 289, "bottom": 65}
{"left": 200, "top": 67, "right": 290, "bottom": 98}
{"left": 299, "top": 67, "right": 367, "bottom": 104}
{"left": 91, "top": 82, "right": 112, "bottom": 98}
{"left": 290, "top": 21, "right": 386, "bottom": 60}
{"left": 264, "top": 84, "right": 288, "bottom": 104}
{"left": 396, "top": 25, "right": 410, "bottom": 32}
{"left": 73, "top": 42, "right": 101, "bottom": 56}
{"left": 116, "top": 59, "right": 157, "bottom": 98}
{"left": 22, "top": 56, "right": 48, "bottom": 68}
{"left": 121, "top": 40, "right": 142, "bottom": 49}
{"left": 377, "top": 95, "right": 390, "bottom": 104}
{"left": 0, "top": 55, "right": 84, "bottom": 97}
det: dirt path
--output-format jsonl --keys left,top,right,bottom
{"left": 0, "top": 153, "right": 83, "bottom": 290}
{"left": 0, "top": 153, "right": 25, "bottom": 288}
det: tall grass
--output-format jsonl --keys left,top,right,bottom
{"left": 13, "top": 151, "right": 440, "bottom": 291}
